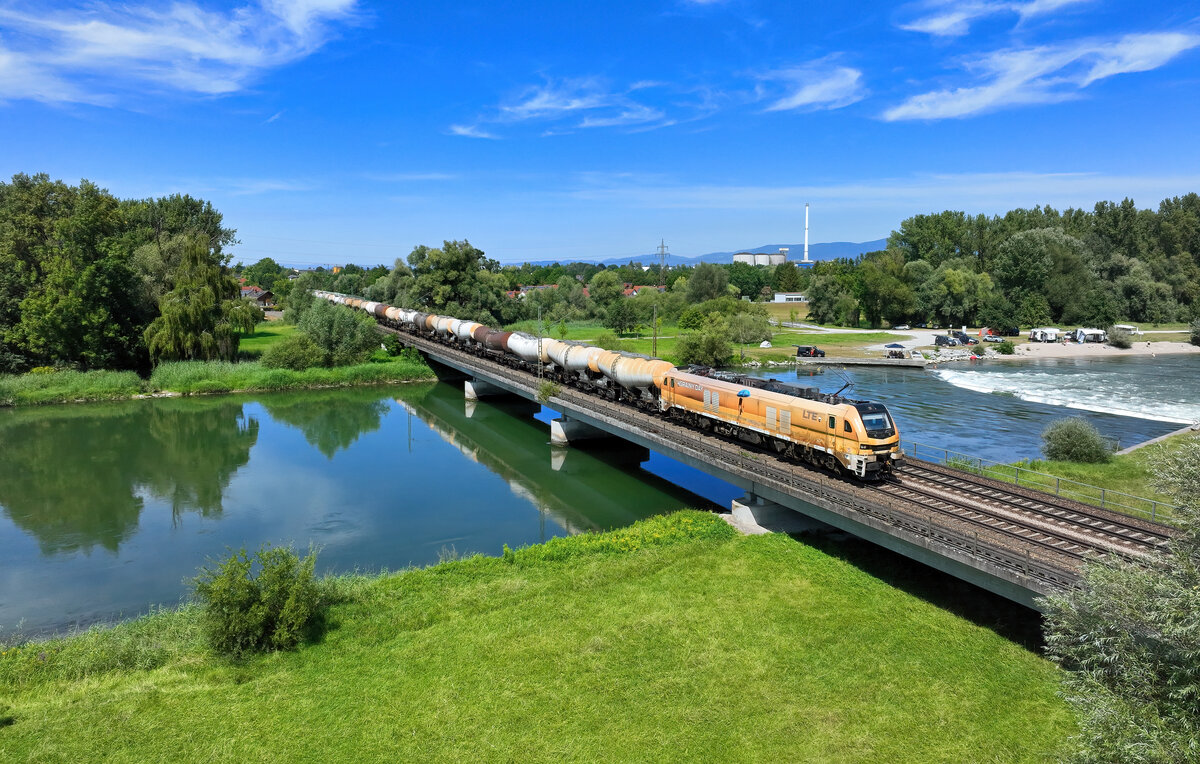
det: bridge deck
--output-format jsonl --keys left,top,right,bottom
{"left": 391, "top": 328, "right": 1171, "bottom": 610}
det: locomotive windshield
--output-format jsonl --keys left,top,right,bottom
{"left": 854, "top": 403, "right": 895, "bottom": 437}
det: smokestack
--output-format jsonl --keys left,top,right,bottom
{"left": 803, "top": 203, "right": 810, "bottom": 263}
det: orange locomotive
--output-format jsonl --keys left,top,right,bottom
{"left": 659, "top": 368, "right": 902, "bottom": 479}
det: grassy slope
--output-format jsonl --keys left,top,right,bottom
{"left": 987, "top": 430, "right": 1197, "bottom": 520}
{"left": 236, "top": 321, "right": 297, "bottom": 358}
{"left": 0, "top": 513, "right": 1071, "bottom": 762}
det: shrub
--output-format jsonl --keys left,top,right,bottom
{"left": 1041, "top": 417, "right": 1113, "bottom": 463}
{"left": 537, "top": 380, "right": 561, "bottom": 403}
{"left": 995, "top": 340, "right": 1016, "bottom": 355}
{"left": 297, "top": 299, "right": 381, "bottom": 367}
{"left": 1107, "top": 326, "right": 1133, "bottom": 349}
{"left": 260, "top": 334, "right": 324, "bottom": 370}
{"left": 592, "top": 330, "right": 624, "bottom": 351}
{"left": 192, "top": 545, "right": 322, "bottom": 657}
{"left": 1191, "top": 318, "right": 1200, "bottom": 347}
{"left": 676, "top": 315, "right": 733, "bottom": 367}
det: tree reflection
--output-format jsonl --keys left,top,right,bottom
{"left": 259, "top": 387, "right": 406, "bottom": 458}
{"left": 0, "top": 398, "right": 258, "bottom": 555}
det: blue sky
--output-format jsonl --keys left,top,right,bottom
{"left": 1, "top": 0, "right": 1198, "bottom": 266}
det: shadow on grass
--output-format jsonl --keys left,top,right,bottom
{"left": 794, "top": 531, "right": 1046, "bottom": 650}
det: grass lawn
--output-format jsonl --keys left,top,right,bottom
{"left": 0, "top": 512, "right": 1072, "bottom": 762}
{"left": 961, "top": 431, "right": 1198, "bottom": 524}
{"left": 236, "top": 321, "right": 298, "bottom": 358}
{"left": 763, "top": 302, "right": 811, "bottom": 322}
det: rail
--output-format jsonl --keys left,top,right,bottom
{"left": 901, "top": 440, "right": 1176, "bottom": 524}
{"left": 398, "top": 330, "right": 1084, "bottom": 593}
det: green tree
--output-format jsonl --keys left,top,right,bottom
{"left": 675, "top": 314, "right": 732, "bottom": 367}
{"left": 603, "top": 298, "right": 640, "bottom": 334}
{"left": 241, "top": 257, "right": 287, "bottom": 290}
{"left": 1042, "top": 436, "right": 1200, "bottom": 761}
{"left": 727, "top": 262, "right": 767, "bottom": 301}
{"left": 143, "top": 237, "right": 260, "bottom": 362}
{"left": 773, "top": 261, "right": 802, "bottom": 292}
{"left": 587, "top": 269, "right": 623, "bottom": 308}
{"left": 729, "top": 312, "right": 771, "bottom": 344}
{"left": 296, "top": 299, "right": 381, "bottom": 366}
{"left": 686, "top": 263, "right": 729, "bottom": 303}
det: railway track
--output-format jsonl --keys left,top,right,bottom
{"left": 891, "top": 463, "right": 1171, "bottom": 560}
{"left": 389, "top": 326, "right": 1175, "bottom": 591}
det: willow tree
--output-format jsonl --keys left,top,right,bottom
{"left": 143, "top": 236, "right": 260, "bottom": 362}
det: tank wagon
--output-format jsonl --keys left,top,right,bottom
{"left": 311, "top": 291, "right": 903, "bottom": 479}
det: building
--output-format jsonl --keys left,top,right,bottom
{"left": 772, "top": 292, "right": 807, "bottom": 303}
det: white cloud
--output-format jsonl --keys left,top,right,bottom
{"left": 884, "top": 32, "right": 1200, "bottom": 120}
{"left": 758, "top": 64, "right": 865, "bottom": 112}
{"left": 899, "top": 0, "right": 1092, "bottom": 38}
{"left": 0, "top": 0, "right": 357, "bottom": 104}
{"left": 448, "top": 124, "right": 499, "bottom": 139}
{"left": 501, "top": 79, "right": 612, "bottom": 120}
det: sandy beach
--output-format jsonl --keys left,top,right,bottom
{"left": 1002, "top": 339, "right": 1200, "bottom": 360}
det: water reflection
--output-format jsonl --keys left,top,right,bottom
{"left": 0, "top": 399, "right": 257, "bottom": 555}
{"left": 258, "top": 388, "right": 398, "bottom": 458}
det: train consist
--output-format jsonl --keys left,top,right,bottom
{"left": 313, "top": 291, "right": 904, "bottom": 479}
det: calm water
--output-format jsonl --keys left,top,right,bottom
{"left": 0, "top": 384, "right": 716, "bottom": 637}
{"left": 3, "top": 354, "right": 1193, "bottom": 636}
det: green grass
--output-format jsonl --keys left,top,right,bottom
{"left": 148, "top": 356, "right": 434, "bottom": 395}
{"left": 0, "top": 369, "right": 147, "bottom": 406}
{"left": 0, "top": 511, "right": 1072, "bottom": 761}
{"left": 964, "top": 431, "right": 1198, "bottom": 523}
{"left": 1, "top": 355, "right": 435, "bottom": 407}
{"left": 236, "top": 321, "right": 297, "bottom": 358}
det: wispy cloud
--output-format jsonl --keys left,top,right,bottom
{"left": 757, "top": 61, "right": 865, "bottom": 112}
{"left": 0, "top": 0, "right": 357, "bottom": 105}
{"left": 264, "top": 110, "right": 285, "bottom": 123}
{"left": 450, "top": 77, "right": 680, "bottom": 138}
{"left": 447, "top": 124, "right": 499, "bottom": 139}
{"left": 899, "top": 0, "right": 1092, "bottom": 38}
{"left": 884, "top": 32, "right": 1200, "bottom": 120}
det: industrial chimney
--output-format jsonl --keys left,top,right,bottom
{"left": 803, "top": 203, "right": 810, "bottom": 263}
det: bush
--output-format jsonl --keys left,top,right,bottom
{"left": 297, "top": 299, "right": 381, "bottom": 367}
{"left": 1191, "top": 318, "right": 1200, "bottom": 347}
{"left": 995, "top": 340, "right": 1016, "bottom": 355}
{"left": 192, "top": 545, "right": 322, "bottom": 657}
{"left": 261, "top": 334, "right": 324, "bottom": 370}
{"left": 676, "top": 315, "right": 733, "bottom": 367}
{"left": 592, "top": 330, "right": 624, "bottom": 351}
{"left": 1041, "top": 417, "right": 1113, "bottom": 463}
{"left": 1107, "top": 326, "right": 1132, "bottom": 349}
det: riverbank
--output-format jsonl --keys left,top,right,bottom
{"left": 0, "top": 511, "right": 1072, "bottom": 761}
{"left": 0, "top": 356, "right": 435, "bottom": 407}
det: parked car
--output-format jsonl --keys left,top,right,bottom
{"left": 934, "top": 335, "right": 959, "bottom": 347}
{"left": 983, "top": 333, "right": 1004, "bottom": 342}
{"left": 892, "top": 324, "right": 911, "bottom": 331}
{"left": 951, "top": 330, "right": 979, "bottom": 346}
{"left": 794, "top": 345, "right": 826, "bottom": 357}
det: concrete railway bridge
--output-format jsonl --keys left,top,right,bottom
{"left": 388, "top": 327, "right": 1172, "bottom": 611}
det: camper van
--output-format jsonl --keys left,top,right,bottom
{"left": 1029, "top": 327, "right": 1061, "bottom": 343}
{"left": 1113, "top": 324, "right": 1143, "bottom": 336}
{"left": 1070, "top": 328, "right": 1107, "bottom": 343}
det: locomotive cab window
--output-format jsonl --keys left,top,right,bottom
{"left": 844, "top": 420, "right": 853, "bottom": 433}
{"left": 827, "top": 416, "right": 835, "bottom": 429}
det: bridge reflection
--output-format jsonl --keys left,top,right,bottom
{"left": 399, "top": 383, "right": 717, "bottom": 537}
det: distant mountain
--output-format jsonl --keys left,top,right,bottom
{"left": 518, "top": 239, "right": 887, "bottom": 267}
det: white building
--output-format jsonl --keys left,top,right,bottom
{"left": 733, "top": 247, "right": 789, "bottom": 267}
{"left": 773, "top": 292, "right": 807, "bottom": 303}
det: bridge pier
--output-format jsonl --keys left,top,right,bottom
{"left": 550, "top": 416, "right": 616, "bottom": 446}
{"left": 730, "top": 493, "right": 834, "bottom": 536}
{"left": 464, "top": 378, "right": 507, "bottom": 400}
{"left": 551, "top": 441, "right": 650, "bottom": 472}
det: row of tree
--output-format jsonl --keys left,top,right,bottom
{"left": 0, "top": 174, "right": 257, "bottom": 373}
{"left": 806, "top": 195, "right": 1200, "bottom": 328}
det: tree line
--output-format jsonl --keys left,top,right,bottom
{"left": 804, "top": 195, "right": 1200, "bottom": 329}
{"left": 0, "top": 173, "right": 258, "bottom": 374}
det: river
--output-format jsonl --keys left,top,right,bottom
{"left": 2, "top": 354, "right": 1193, "bottom": 637}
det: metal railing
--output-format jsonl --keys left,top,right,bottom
{"left": 901, "top": 440, "right": 1176, "bottom": 524}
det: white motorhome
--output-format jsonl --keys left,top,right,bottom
{"left": 1071, "top": 328, "right": 1107, "bottom": 343}
{"left": 1029, "top": 327, "right": 1061, "bottom": 343}
{"left": 1113, "top": 324, "right": 1143, "bottom": 336}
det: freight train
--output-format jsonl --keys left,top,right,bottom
{"left": 312, "top": 291, "right": 903, "bottom": 479}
